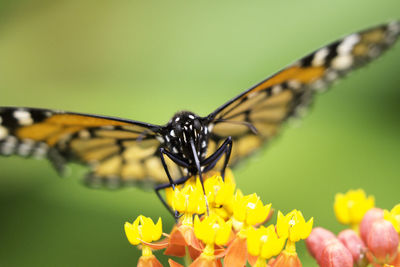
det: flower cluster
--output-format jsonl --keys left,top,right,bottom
{"left": 124, "top": 170, "right": 313, "bottom": 267}
{"left": 306, "top": 189, "right": 400, "bottom": 267}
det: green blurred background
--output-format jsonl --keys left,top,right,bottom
{"left": 0, "top": 1, "right": 399, "bottom": 266}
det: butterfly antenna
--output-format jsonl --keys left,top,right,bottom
{"left": 190, "top": 139, "right": 209, "bottom": 215}
{"left": 136, "top": 129, "right": 152, "bottom": 143}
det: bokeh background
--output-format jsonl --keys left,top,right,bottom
{"left": 0, "top": 1, "right": 399, "bottom": 266}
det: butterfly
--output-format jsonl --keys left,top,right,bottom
{"left": 0, "top": 21, "right": 399, "bottom": 207}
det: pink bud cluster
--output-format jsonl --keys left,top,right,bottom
{"left": 306, "top": 208, "right": 399, "bottom": 267}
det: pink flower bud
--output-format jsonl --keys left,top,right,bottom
{"left": 319, "top": 239, "right": 353, "bottom": 267}
{"left": 306, "top": 227, "right": 337, "bottom": 262}
{"left": 338, "top": 229, "right": 368, "bottom": 267}
{"left": 360, "top": 208, "right": 383, "bottom": 242}
{"left": 366, "top": 219, "right": 399, "bottom": 265}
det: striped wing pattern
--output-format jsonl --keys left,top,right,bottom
{"left": 206, "top": 21, "right": 400, "bottom": 167}
{"left": 0, "top": 107, "right": 181, "bottom": 188}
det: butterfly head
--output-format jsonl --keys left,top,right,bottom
{"left": 165, "top": 111, "right": 209, "bottom": 164}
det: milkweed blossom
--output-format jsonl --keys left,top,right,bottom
{"left": 124, "top": 170, "right": 314, "bottom": 266}
{"left": 306, "top": 189, "right": 400, "bottom": 267}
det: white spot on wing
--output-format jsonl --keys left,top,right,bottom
{"left": 78, "top": 130, "right": 90, "bottom": 138}
{"left": 170, "top": 130, "right": 176, "bottom": 137}
{"left": 33, "top": 143, "right": 48, "bottom": 158}
{"left": 14, "top": 110, "right": 33, "bottom": 126}
{"left": 388, "top": 21, "right": 400, "bottom": 36}
{"left": 312, "top": 47, "right": 329, "bottom": 67}
{"left": 188, "top": 115, "right": 195, "bottom": 120}
{"left": 311, "top": 79, "right": 327, "bottom": 92}
{"left": 272, "top": 85, "right": 283, "bottom": 95}
{"left": 18, "top": 139, "right": 34, "bottom": 156}
{"left": 0, "top": 125, "right": 8, "bottom": 140}
{"left": 288, "top": 80, "right": 301, "bottom": 90}
{"left": 172, "top": 147, "right": 178, "bottom": 153}
{"left": 1, "top": 136, "right": 17, "bottom": 155}
{"left": 385, "top": 21, "right": 400, "bottom": 44}
{"left": 248, "top": 91, "right": 258, "bottom": 98}
{"left": 325, "top": 71, "right": 338, "bottom": 82}
{"left": 331, "top": 55, "right": 353, "bottom": 70}
{"left": 338, "top": 34, "right": 360, "bottom": 55}
{"left": 156, "top": 136, "right": 164, "bottom": 143}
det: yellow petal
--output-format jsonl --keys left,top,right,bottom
{"left": 215, "top": 219, "right": 232, "bottom": 246}
{"left": 276, "top": 211, "right": 289, "bottom": 239}
{"left": 152, "top": 217, "right": 163, "bottom": 241}
{"left": 301, "top": 217, "right": 314, "bottom": 239}
{"left": 124, "top": 222, "right": 140, "bottom": 245}
{"left": 334, "top": 193, "right": 349, "bottom": 224}
{"left": 194, "top": 215, "right": 205, "bottom": 241}
{"left": 246, "top": 226, "right": 262, "bottom": 256}
{"left": 247, "top": 202, "right": 271, "bottom": 226}
{"left": 233, "top": 190, "right": 246, "bottom": 222}
{"left": 260, "top": 225, "right": 285, "bottom": 259}
{"left": 140, "top": 216, "right": 154, "bottom": 243}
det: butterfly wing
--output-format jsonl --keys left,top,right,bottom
{"left": 206, "top": 21, "right": 400, "bottom": 167}
{"left": 0, "top": 107, "right": 179, "bottom": 188}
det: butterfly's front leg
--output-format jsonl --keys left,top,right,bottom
{"left": 159, "top": 147, "right": 189, "bottom": 189}
{"left": 154, "top": 175, "right": 190, "bottom": 220}
{"left": 202, "top": 136, "right": 232, "bottom": 180}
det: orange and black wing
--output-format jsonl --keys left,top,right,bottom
{"left": 206, "top": 21, "right": 400, "bottom": 167}
{"left": 0, "top": 107, "right": 178, "bottom": 188}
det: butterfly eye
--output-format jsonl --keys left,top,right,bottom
{"left": 193, "top": 119, "right": 202, "bottom": 131}
{"left": 175, "top": 124, "right": 182, "bottom": 135}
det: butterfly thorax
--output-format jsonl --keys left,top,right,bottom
{"left": 163, "top": 111, "right": 209, "bottom": 168}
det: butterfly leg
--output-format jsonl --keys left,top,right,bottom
{"left": 202, "top": 137, "right": 232, "bottom": 180}
{"left": 154, "top": 175, "right": 190, "bottom": 219}
{"left": 155, "top": 184, "right": 175, "bottom": 216}
{"left": 159, "top": 147, "right": 190, "bottom": 189}
{"left": 158, "top": 148, "right": 191, "bottom": 218}
{"left": 159, "top": 148, "right": 177, "bottom": 190}
{"left": 220, "top": 137, "right": 232, "bottom": 180}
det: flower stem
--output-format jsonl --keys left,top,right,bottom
{"left": 184, "top": 246, "right": 192, "bottom": 266}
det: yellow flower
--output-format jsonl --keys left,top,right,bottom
{"left": 204, "top": 170, "right": 236, "bottom": 219}
{"left": 124, "top": 215, "right": 165, "bottom": 267}
{"left": 277, "top": 210, "right": 313, "bottom": 243}
{"left": 334, "top": 189, "right": 374, "bottom": 228}
{"left": 247, "top": 225, "right": 286, "bottom": 260}
{"left": 232, "top": 190, "right": 272, "bottom": 229}
{"left": 194, "top": 214, "right": 232, "bottom": 247}
{"left": 171, "top": 181, "right": 207, "bottom": 215}
{"left": 124, "top": 215, "right": 162, "bottom": 245}
{"left": 192, "top": 214, "right": 232, "bottom": 267}
{"left": 384, "top": 203, "right": 400, "bottom": 233}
